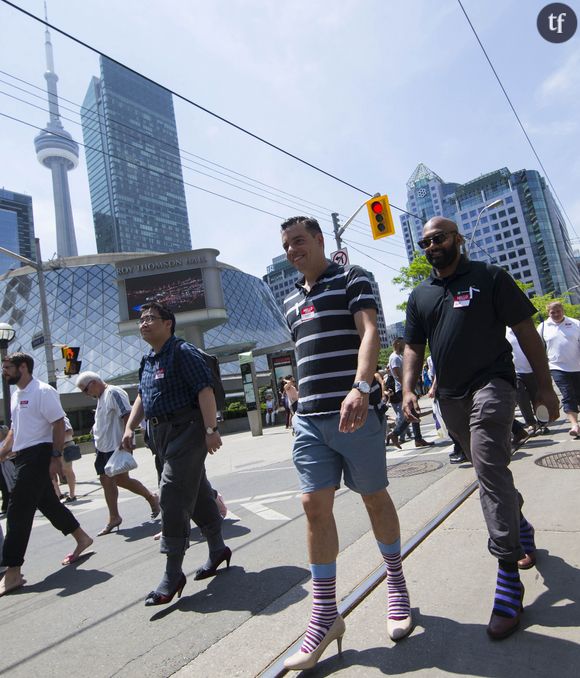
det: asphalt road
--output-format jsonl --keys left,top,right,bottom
{"left": 0, "top": 413, "right": 460, "bottom": 677}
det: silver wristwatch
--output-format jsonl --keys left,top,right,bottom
{"left": 205, "top": 425, "right": 218, "bottom": 435}
{"left": 352, "top": 380, "right": 371, "bottom": 394}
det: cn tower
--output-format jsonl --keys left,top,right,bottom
{"left": 33, "top": 4, "right": 79, "bottom": 257}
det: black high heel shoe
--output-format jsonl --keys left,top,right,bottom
{"left": 193, "top": 546, "right": 232, "bottom": 580}
{"left": 144, "top": 573, "right": 186, "bottom": 606}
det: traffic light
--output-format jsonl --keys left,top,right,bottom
{"left": 61, "top": 346, "right": 81, "bottom": 376}
{"left": 366, "top": 195, "right": 395, "bottom": 240}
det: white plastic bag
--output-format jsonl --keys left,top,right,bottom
{"left": 432, "top": 399, "right": 448, "bottom": 439}
{"left": 104, "top": 449, "right": 138, "bottom": 477}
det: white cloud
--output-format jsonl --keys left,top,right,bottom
{"left": 538, "top": 49, "right": 580, "bottom": 101}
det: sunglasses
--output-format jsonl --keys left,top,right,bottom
{"left": 417, "top": 231, "right": 457, "bottom": 250}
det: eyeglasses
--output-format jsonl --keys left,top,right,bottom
{"left": 417, "top": 231, "right": 458, "bottom": 250}
{"left": 137, "top": 315, "right": 163, "bottom": 326}
{"left": 82, "top": 380, "right": 94, "bottom": 394}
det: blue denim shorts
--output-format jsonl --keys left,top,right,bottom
{"left": 292, "top": 411, "right": 388, "bottom": 495}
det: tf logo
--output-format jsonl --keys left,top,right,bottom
{"left": 537, "top": 3, "right": 577, "bottom": 43}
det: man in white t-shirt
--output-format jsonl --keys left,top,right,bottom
{"left": 76, "top": 372, "right": 160, "bottom": 536}
{"left": 538, "top": 302, "right": 580, "bottom": 437}
{"left": 0, "top": 353, "right": 93, "bottom": 597}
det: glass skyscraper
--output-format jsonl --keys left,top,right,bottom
{"left": 400, "top": 163, "right": 580, "bottom": 301}
{"left": 0, "top": 189, "right": 36, "bottom": 275}
{"left": 81, "top": 57, "right": 191, "bottom": 254}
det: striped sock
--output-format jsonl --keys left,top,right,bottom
{"left": 493, "top": 562, "right": 522, "bottom": 618}
{"left": 300, "top": 563, "right": 338, "bottom": 654}
{"left": 378, "top": 539, "right": 410, "bottom": 621}
{"left": 520, "top": 516, "right": 535, "bottom": 554}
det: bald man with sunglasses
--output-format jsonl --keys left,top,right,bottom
{"left": 402, "top": 217, "right": 559, "bottom": 640}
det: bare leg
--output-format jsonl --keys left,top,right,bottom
{"left": 62, "top": 527, "right": 93, "bottom": 564}
{"left": 62, "top": 461, "right": 76, "bottom": 498}
{"left": 99, "top": 474, "right": 121, "bottom": 523}
{"left": 303, "top": 487, "right": 338, "bottom": 564}
{"left": 115, "top": 472, "right": 159, "bottom": 512}
{"left": 567, "top": 411, "right": 579, "bottom": 434}
{"left": 361, "top": 488, "right": 400, "bottom": 544}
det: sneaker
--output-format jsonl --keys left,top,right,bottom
{"left": 449, "top": 453, "right": 467, "bottom": 464}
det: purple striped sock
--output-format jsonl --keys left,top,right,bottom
{"left": 300, "top": 568, "right": 338, "bottom": 654}
{"left": 493, "top": 566, "right": 522, "bottom": 618}
{"left": 380, "top": 549, "right": 410, "bottom": 621}
{"left": 520, "top": 516, "right": 535, "bottom": 554}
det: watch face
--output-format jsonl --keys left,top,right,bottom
{"left": 354, "top": 381, "right": 371, "bottom": 394}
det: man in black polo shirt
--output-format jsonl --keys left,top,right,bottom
{"left": 402, "top": 216, "right": 559, "bottom": 640}
{"left": 280, "top": 217, "right": 411, "bottom": 671}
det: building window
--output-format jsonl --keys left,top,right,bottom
{"left": 513, "top": 272, "right": 521, "bottom": 280}
{"left": 508, "top": 206, "right": 516, "bottom": 214}
{"left": 512, "top": 262, "right": 520, "bottom": 269}
{"left": 508, "top": 251, "right": 516, "bottom": 259}
{"left": 511, "top": 219, "right": 519, "bottom": 227}
{"left": 501, "top": 220, "right": 509, "bottom": 228}
{"left": 505, "top": 196, "right": 513, "bottom": 203}
{"left": 521, "top": 258, "right": 529, "bottom": 266}
{"left": 498, "top": 210, "right": 506, "bottom": 217}
{"left": 518, "top": 248, "right": 526, "bottom": 256}
{"left": 499, "top": 254, "right": 507, "bottom": 262}
{"left": 495, "top": 234, "right": 502, "bottom": 241}
{"left": 515, "top": 238, "right": 524, "bottom": 245}
{"left": 469, "top": 210, "right": 477, "bottom": 217}
{"left": 504, "top": 230, "right": 511, "bottom": 237}
{"left": 523, "top": 269, "right": 531, "bottom": 277}
{"left": 491, "top": 213, "right": 498, "bottom": 220}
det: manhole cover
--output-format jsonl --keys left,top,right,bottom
{"left": 388, "top": 460, "right": 443, "bottom": 477}
{"left": 535, "top": 451, "right": 580, "bottom": 469}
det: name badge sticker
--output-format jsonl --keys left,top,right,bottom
{"left": 154, "top": 368, "right": 165, "bottom": 380}
{"left": 453, "top": 292, "right": 471, "bottom": 308}
{"left": 301, "top": 305, "right": 316, "bottom": 321}
{"left": 19, "top": 399, "right": 29, "bottom": 408}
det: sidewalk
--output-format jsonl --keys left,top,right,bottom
{"left": 179, "top": 417, "right": 580, "bottom": 677}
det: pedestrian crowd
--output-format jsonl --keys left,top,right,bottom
{"left": 1, "top": 213, "right": 578, "bottom": 672}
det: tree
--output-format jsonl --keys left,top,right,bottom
{"left": 514, "top": 281, "right": 580, "bottom": 323}
{"left": 391, "top": 253, "right": 431, "bottom": 311}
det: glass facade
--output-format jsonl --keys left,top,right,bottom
{"left": 0, "top": 255, "right": 291, "bottom": 391}
{"left": 400, "top": 164, "right": 580, "bottom": 300}
{"left": 81, "top": 57, "right": 191, "bottom": 254}
{"left": 0, "top": 189, "right": 36, "bottom": 275}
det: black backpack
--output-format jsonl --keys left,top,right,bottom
{"left": 139, "top": 338, "right": 226, "bottom": 411}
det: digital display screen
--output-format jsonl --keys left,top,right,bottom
{"left": 125, "top": 268, "right": 206, "bottom": 319}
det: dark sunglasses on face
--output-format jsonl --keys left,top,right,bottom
{"left": 417, "top": 231, "right": 457, "bottom": 250}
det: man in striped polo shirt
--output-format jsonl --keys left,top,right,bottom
{"left": 281, "top": 217, "right": 411, "bottom": 671}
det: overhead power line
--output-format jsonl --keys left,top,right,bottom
{"left": 1, "top": 0, "right": 420, "bottom": 226}
{"left": 457, "top": 0, "right": 578, "bottom": 239}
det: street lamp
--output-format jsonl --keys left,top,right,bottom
{"left": 0, "top": 322, "right": 16, "bottom": 426}
{"left": 0, "top": 238, "right": 57, "bottom": 388}
{"left": 467, "top": 198, "right": 504, "bottom": 255}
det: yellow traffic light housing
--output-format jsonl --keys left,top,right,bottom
{"left": 366, "top": 195, "right": 395, "bottom": 240}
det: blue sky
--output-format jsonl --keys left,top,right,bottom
{"left": 1, "top": 0, "right": 579, "bottom": 321}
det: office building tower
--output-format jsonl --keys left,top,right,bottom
{"left": 81, "top": 57, "right": 191, "bottom": 254}
{"left": 33, "top": 18, "right": 79, "bottom": 257}
{"left": 263, "top": 254, "right": 389, "bottom": 346}
{"left": 400, "top": 164, "right": 580, "bottom": 301}
{"left": 0, "top": 189, "right": 36, "bottom": 275}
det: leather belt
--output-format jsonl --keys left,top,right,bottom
{"left": 149, "top": 407, "right": 198, "bottom": 427}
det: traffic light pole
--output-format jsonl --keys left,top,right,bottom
{"left": 0, "top": 239, "right": 57, "bottom": 388}
{"left": 331, "top": 193, "right": 380, "bottom": 248}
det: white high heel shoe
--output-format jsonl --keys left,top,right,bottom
{"left": 284, "top": 615, "right": 346, "bottom": 671}
{"left": 387, "top": 611, "right": 413, "bottom": 641}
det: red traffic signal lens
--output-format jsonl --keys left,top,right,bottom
{"left": 371, "top": 201, "right": 383, "bottom": 214}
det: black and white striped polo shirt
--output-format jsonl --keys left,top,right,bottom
{"left": 283, "top": 262, "right": 382, "bottom": 415}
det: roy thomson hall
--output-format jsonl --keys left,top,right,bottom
{"left": 0, "top": 249, "right": 297, "bottom": 432}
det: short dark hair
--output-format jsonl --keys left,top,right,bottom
{"left": 140, "top": 302, "right": 176, "bottom": 334}
{"left": 5, "top": 352, "right": 34, "bottom": 374}
{"left": 280, "top": 216, "right": 322, "bottom": 236}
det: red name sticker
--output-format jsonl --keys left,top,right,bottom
{"left": 154, "top": 368, "right": 165, "bottom": 380}
{"left": 453, "top": 292, "right": 470, "bottom": 308}
{"left": 301, "top": 305, "right": 316, "bottom": 320}
{"left": 19, "top": 400, "right": 29, "bottom": 408}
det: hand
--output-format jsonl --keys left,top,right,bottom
{"left": 49, "top": 455, "right": 63, "bottom": 479}
{"left": 121, "top": 428, "right": 136, "bottom": 452}
{"left": 206, "top": 431, "right": 222, "bottom": 454}
{"left": 403, "top": 392, "right": 421, "bottom": 423}
{"left": 339, "top": 389, "right": 369, "bottom": 433}
{"left": 427, "top": 386, "right": 435, "bottom": 399}
{"left": 536, "top": 387, "right": 560, "bottom": 422}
